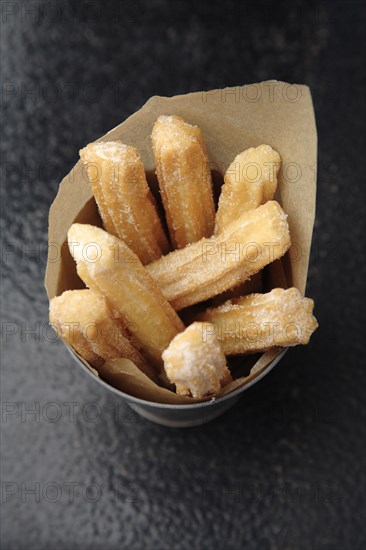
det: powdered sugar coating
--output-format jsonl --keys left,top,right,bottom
{"left": 49, "top": 288, "right": 152, "bottom": 376}
{"left": 151, "top": 115, "right": 215, "bottom": 248}
{"left": 198, "top": 287, "right": 318, "bottom": 354}
{"left": 67, "top": 223, "right": 184, "bottom": 369}
{"left": 146, "top": 200, "right": 291, "bottom": 310}
{"left": 162, "top": 322, "right": 232, "bottom": 398}
{"left": 215, "top": 144, "right": 281, "bottom": 234}
{"left": 80, "top": 140, "right": 169, "bottom": 264}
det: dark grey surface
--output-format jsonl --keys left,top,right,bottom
{"left": 1, "top": 1, "right": 365, "bottom": 549}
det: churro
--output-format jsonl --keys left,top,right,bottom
{"left": 151, "top": 115, "right": 215, "bottom": 248}
{"left": 50, "top": 290, "right": 102, "bottom": 368}
{"left": 67, "top": 224, "right": 184, "bottom": 370}
{"left": 146, "top": 201, "right": 291, "bottom": 310}
{"left": 162, "top": 322, "right": 232, "bottom": 398}
{"left": 197, "top": 287, "right": 318, "bottom": 354}
{"left": 49, "top": 289, "right": 156, "bottom": 378}
{"left": 80, "top": 141, "right": 169, "bottom": 264}
{"left": 215, "top": 145, "right": 281, "bottom": 234}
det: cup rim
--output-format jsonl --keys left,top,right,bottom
{"left": 66, "top": 345, "right": 288, "bottom": 410}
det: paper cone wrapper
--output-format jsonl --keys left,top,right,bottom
{"left": 45, "top": 81, "right": 317, "bottom": 405}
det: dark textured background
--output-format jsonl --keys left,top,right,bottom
{"left": 1, "top": 1, "right": 365, "bottom": 549}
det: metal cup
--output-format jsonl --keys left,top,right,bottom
{"left": 67, "top": 346, "right": 287, "bottom": 428}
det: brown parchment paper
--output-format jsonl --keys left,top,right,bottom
{"left": 45, "top": 81, "right": 317, "bottom": 405}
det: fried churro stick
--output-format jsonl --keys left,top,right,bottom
{"left": 49, "top": 289, "right": 156, "bottom": 379}
{"left": 197, "top": 288, "right": 318, "bottom": 355}
{"left": 151, "top": 115, "right": 215, "bottom": 248}
{"left": 162, "top": 322, "right": 232, "bottom": 398}
{"left": 80, "top": 141, "right": 170, "bottom": 264}
{"left": 67, "top": 224, "right": 184, "bottom": 369}
{"left": 215, "top": 145, "right": 281, "bottom": 234}
{"left": 146, "top": 201, "right": 291, "bottom": 310}
{"left": 50, "top": 290, "right": 102, "bottom": 368}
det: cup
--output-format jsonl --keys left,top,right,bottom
{"left": 66, "top": 346, "right": 287, "bottom": 427}
{"left": 46, "top": 83, "right": 316, "bottom": 427}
